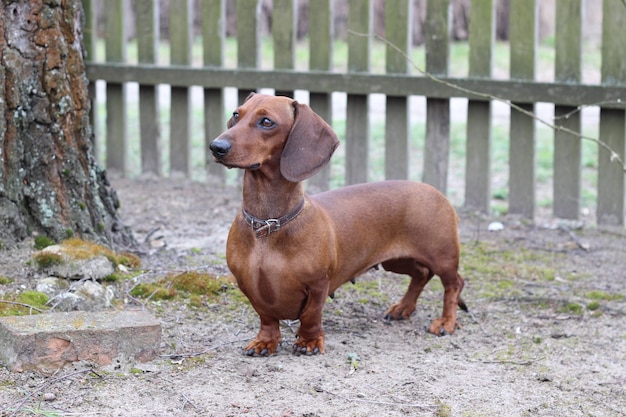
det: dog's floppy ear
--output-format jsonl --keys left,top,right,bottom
{"left": 280, "top": 101, "right": 340, "bottom": 182}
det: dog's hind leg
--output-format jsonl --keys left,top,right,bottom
{"left": 382, "top": 259, "right": 432, "bottom": 321}
{"left": 429, "top": 271, "right": 465, "bottom": 335}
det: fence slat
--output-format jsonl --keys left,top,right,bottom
{"left": 508, "top": 0, "right": 537, "bottom": 218}
{"left": 236, "top": 0, "right": 260, "bottom": 104}
{"left": 308, "top": 0, "right": 334, "bottom": 191}
{"left": 464, "top": 0, "right": 494, "bottom": 213}
{"left": 423, "top": 0, "right": 450, "bottom": 193}
{"left": 104, "top": 0, "right": 127, "bottom": 176}
{"left": 384, "top": 0, "right": 410, "bottom": 180}
{"left": 273, "top": 0, "right": 295, "bottom": 98}
{"left": 203, "top": 0, "right": 226, "bottom": 180}
{"left": 597, "top": 0, "right": 626, "bottom": 226}
{"left": 137, "top": 0, "right": 161, "bottom": 177}
{"left": 345, "top": 0, "right": 372, "bottom": 185}
{"left": 553, "top": 0, "right": 582, "bottom": 220}
{"left": 169, "top": 0, "right": 192, "bottom": 178}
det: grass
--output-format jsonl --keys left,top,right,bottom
{"left": 91, "top": 36, "right": 604, "bottom": 214}
{"left": 0, "top": 291, "right": 50, "bottom": 316}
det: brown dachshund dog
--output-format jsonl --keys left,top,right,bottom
{"left": 210, "top": 93, "right": 467, "bottom": 356}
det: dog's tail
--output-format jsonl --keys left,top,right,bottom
{"left": 458, "top": 297, "right": 469, "bottom": 313}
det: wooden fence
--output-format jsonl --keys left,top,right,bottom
{"left": 82, "top": 0, "right": 626, "bottom": 226}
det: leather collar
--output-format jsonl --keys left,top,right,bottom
{"left": 242, "top": 198, "right": 305, "bottom": 238}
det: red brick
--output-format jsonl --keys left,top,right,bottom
{"left": 0, "top": 310, "right": 161, "bottom": 373}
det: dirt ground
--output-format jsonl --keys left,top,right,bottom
{"left": 1, "top": 177, "right": 625, "bottom": 417}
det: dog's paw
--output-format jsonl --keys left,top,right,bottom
{"left": 428, "top": 317, "right": 458, "bottom": 336}
{"left": 292, "top": 336, "right": 325, "bottom": 356}
{"left": 384, "top": 302, "right": 416, "bottom": 320}
{"left": 244, "top": 339, "right": 279, "bottom": 357}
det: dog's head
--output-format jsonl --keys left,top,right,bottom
{"left": 210, "top": 93, "right": 340, "bottom": 182}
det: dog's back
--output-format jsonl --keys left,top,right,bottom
{"left": 312, "top": 180, "right": 461, "bottom": 291}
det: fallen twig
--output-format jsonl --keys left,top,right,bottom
{"left": 559, "top": 224, "right": 589, "bottom": 251}
{"left": 0, "top": 300, "right": 45, "bottom": 313}
{"left": 181, "top": 393, "right": 199, "bottom": 410}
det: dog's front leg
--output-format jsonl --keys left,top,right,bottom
{"left": 293, "top": 283, "right": 329, "bottom": 355}
{"left": 245, "top": 317, "right": 282, "bottom": 356}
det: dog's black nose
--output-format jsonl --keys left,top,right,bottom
{"left": 210, "top": 138, "right": 231, "bottom": 158}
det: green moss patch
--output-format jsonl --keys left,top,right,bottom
{"left": 0, "top": 291, "right": 50, "bottom": 316}
{"left": 130, "top": 271, "right": 245, "bottom": 307}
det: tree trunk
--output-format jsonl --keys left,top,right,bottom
{"left": 0, "top": 0, "right": 134, "bottom": 248}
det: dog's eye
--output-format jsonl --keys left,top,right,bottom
{"left": 228, "top": 112, "right": 239, "bottom": 128}
{"left": 259, "top": 117, "right": 275, "bottom": 129}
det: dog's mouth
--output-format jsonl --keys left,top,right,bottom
{"left": 218, "top": 161, "right": 261, "bottom": 171}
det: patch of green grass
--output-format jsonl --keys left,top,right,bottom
{"left": 0, "top": 291, "right": 50, "bottom": 316}
{"left": 559, "top": 302, "right": 584, "bottom": 315}
{"left": 586, "top": 290, "right": 623, "bottom": 301}
{"left": 437, "top": 402, "right": 453, "bottom": 417}
{"left": 18, "top": 291, "right": 49, "bottom": 308}
{"left": 34, "top": 235, "right": 55, "bottom": 250}
{"left": 586, "top": 300, "right": 601, "bottom": 311}
{"left": 0, "top": 276, "right": 13, "bottom": 285}
{"left": 129, "top": 283, "right": 176, "bottom": 301}
{"left": 461, "top": 241, "right": 564, "bottom": 303}
{"left": 461, "top": 241, "right": 560, "bottom": 283}
{"left": 32, "top": 252, "right": 63, "bottom": 269}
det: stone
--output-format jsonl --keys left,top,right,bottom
{"left": 0, "top": 310, "right": 161, "bottom": 373}
{"left": 35, "top": 277, "right": 69, "bottom": 297}
{"left": 38, "top": 278, "right": 115, "bottom": 312}
{"left": 38, "top": 245, "right": 115, "bottom": 281}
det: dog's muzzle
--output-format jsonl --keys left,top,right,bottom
{"left": 209, "top": 138, "right": 231, "bottom": 159}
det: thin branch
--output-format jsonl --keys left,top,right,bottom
{"left": 558, "top": 224, "right": 589, "bottom": 251}
{"left": 181, "top": 393, "right": 199, "bottom": 411}
{"left": 349, "top": 30, "right": 626, "bottom": 173}
{"left": 0, "top": 300, "right": 45, "bottom": 313}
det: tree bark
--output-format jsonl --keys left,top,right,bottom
{"left": 0, "top": 0, "right": 134, "bottom": 248}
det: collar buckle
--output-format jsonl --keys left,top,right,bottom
{"left": 242, "top": 199, "right": 305, "bottom": 239}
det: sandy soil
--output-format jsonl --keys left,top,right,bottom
{"left": 1, "top": 177, "right": 625, "bottom": 417}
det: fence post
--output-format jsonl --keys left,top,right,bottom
{"left": 236, "top": 0, "right": 260, "bottom": 104}
{"left": 384, "top": 0, "right": 411, "bottom": 181}
{"left": 597, "top": 0, "right": 626, "bottom": 226}
{"left": 345, "top": 0, "right": 372, "bottom": 185}
{"left": 553, "top": 0, "right": 582, "bottom": 220}
{"left": 104, "top": 0, "right": 127, "bottom": 176}
{"left": 203, "top": 0, "right": 226, "bottom": 180}
{"left": 508, "top": 0, "right": 537, "bottom": 219}
{"left": 137, "top": 0, "right": 161, "bottom": 177}
{"left": 464, "top": 0, "right": 494, "bottom": 213}
{"left": 169, "top": 0, "right": 193, "bottom": 178}
{"left": 308, "top": 0, "right": 334, "bottom": 191}
{"left": 273, "top": 0, "right": 296, "bottom": 98}
{"left": 423, "top": 0, "right": 450, "bottom": 194}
